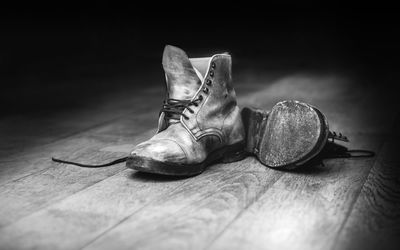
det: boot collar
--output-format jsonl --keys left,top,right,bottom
{"left": 187, "top": 53, "right": 230, "bottom": 102}
{"left": 158, "top": 51, "right": 231, "bottom": 133}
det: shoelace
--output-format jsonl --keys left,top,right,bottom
{"left": 51, "top": 156, "right": 128, "bottom": 168}
{"left": 52, "top": 97, "right": 204, "bottom": 167}
{"left": 52, "top": 125, "right": 374, "bottom": 168}
{"left": 323, "top": 149, "right": 375, "bottom": 158}
{"left": 160, "top": 96, "right": 203, "bottom": 120}
{"left": 51, "top": 147, "right": 375, "bottom": 168}
{"left": 321, "top": 141, "right": 375, "bottom": 159}
{"left": 324, "top": 131, "right": 375, "bottom": 158}
{"left": 52, "top": 145, "right": 374, "bottom": 168}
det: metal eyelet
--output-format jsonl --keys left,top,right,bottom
{"left": 203, "top": 87, "right": 209, "bottom": 94}
{"left": 206, "top": 79, "right": 212, "bottom": 86}
{"left": 211, "top": 62, "right": 216, "bottom": 69}
{"left": 198, "top": 95, "right": 203, "bottom": 101}
{"left": 209, "top": 71, "right": 214, "bottom": 77}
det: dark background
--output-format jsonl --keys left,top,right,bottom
{"left": 1, "top": 7, "right": 398, "bottom": 116}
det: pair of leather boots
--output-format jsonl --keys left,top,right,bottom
{"left": 127, "top": 45, "right": 354, "bottom": 176}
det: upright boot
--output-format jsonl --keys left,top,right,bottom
{"left": 127, "top": 45, "right": 246, "bottom": 176}
{"left": 242, "top": 100, "right": 359, "bottom": 169}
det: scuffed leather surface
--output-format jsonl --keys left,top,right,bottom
{"left": 131, "top": 123, "right": 220, "bottom": 164}
{"left": 162, "top": 45, "right": 201, "bottom": 100}
{"left": 131, "top": 46, "right": 245, "bottom": 165}
{"left": 183, "top": 55, "right": 244, "bottom": 145}
{"left": 131, "top": 134, "right": 187, "bottom": 163}
{"left": 158, "top": 45, "right": 202, "bottom": 131}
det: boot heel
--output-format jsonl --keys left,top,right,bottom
{"left": 221, "top": 144, "right": 248, "bottom": 163}
{"left": 241, "top": 107, "right": 269, "bottom": 155}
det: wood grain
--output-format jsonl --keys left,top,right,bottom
{"left": 82, "top": 157, "right": 282, "bottom": 250}
{"left": 0, "top": 76, "right": 265, "bottom": 229}
{"left": 0, "top": 72, "right": 398, "bottom": 250}
{"left": 0, "top": 75, "right": 262, "bottom": 186}
{"left": 82, "top": 76, "right": 386, "bottom": 250}
{"left": 0, "top": 84, "right": 162, "bottom": 159}
{"left": 0, "top": 169, "right": 191, "bottom": 250}
{"left": 209, "top": 135, "right": 382, "bottom": 250}
{"left": 209, "top": 81, "right": 397, "bottom": 249}
{"left": 333, "top": 120, "right": 400, "bottom": 250}
{"left": 0, "top": 128, "right": 157, "bottom": 227}
{"left": 0, "top": 78, "right": 281, "bottom": 249}
{"left": 0, "top": 93, "right": 161, "bottom": 186}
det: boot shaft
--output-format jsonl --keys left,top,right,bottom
{"left": 159, "top": 46, "right": 241, "bottom": 144}
{"left": 181, "top": 54, "right": 239, "bottom": 143}
{"left": 162, "top": 45, "right": 202, "bottom": 100}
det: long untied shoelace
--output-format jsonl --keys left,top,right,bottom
{"left": 323, "top": 149, "right": 375, "bottom": 158}
{"left": 51, "top": 147, "right": 375, "bottom": 168}
{"left": 52, "top": 146, "right": 375, "bottom": 169}
{"left": 51, "top": 156, "right": 129, "bottom": 168}
{"left": 52, "top": 116, "right": 375, "bottom": 168}
{"left": 323, "top": 131, "right": 375, "bottom": 158}
{"left": 52, "top": 97, "right": 204, "bottom": 167}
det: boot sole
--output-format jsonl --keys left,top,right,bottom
{"left": 242, "top": 100, "right": 329, "bottom": 169}
{"left": 126, "top": 141, "right": 247, "bottom": 176}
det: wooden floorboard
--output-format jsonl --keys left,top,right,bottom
{"left": 0, "top": 169, "right": 191, "bottom": 250}
{"left": 0, "top": 156, "right": 280, "bottom": 250}
{"left": 208, "top": 135, "right": 382, "bottom": 250}
{"left": 207, "top": 82, "right": 398, "bottom": 250}
{"left": 0, "top": 72, "right": 397, "bottom": 250}
{"left": 0, "top": 82, "right": 161, "bottom": 159}
{"left": 0, "top": 89, "right": 162, "bottom": 185}
{"left": 82, "top": 157, "right": 281, "bottom": 250}
{"left": 0, "top": 89, "right": 163, "bottom": 227}
{"left": 208, "top": 85, "right": 397, "bottom": 249}
{"left": 80, "top": 75, "right": 385, "bottom": 250}
{"left": 0, "top": 76, "right": 280, "bottom": 249}
{"left": 332, "top": 115, "right": 400, "bottom": 250}
{"left": 0, "top": 76, "right": 268, "bottom": 230}
{"left": 0, "top": 114, "right": 158, "bottom": 185}
{"left": 0, "top": 132, "right": 152, "bottom": 228}
{"left": 0, "top": 75, "right": 264, "bottom": 185}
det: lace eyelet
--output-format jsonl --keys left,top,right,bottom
{"left": 209, "top": 71, "right": 214, "bottom": 77}
{"left": 206, "top": 79, "right": 212, "bottom": 86}
{"left": 199, "top": 95, "right": 203, "bottom": 101}
{"left": 211, "top": 62, "right": 216, "bottom": 69}
{"left": 203, "top": 88, "right": 209, "bottom": 94}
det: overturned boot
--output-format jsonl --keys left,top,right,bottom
{"left": 242, "top": 100, "right": 374, "bottom": 169}
{"left": 127, "top": 45, "right": 246, "bottom": 176}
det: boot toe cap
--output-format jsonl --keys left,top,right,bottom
{"left": 130, "top": 139, "right": 187, "bottom": 164}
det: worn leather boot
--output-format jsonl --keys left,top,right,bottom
{"left": 242, "top": 100, "right": 355, "bottom": 169}
{"left": 127, "top": 45, "right": 246, "bottom": 176}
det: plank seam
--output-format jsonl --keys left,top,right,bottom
{"left": 330, "top": 135, "right": 389, "bottom": 250}
{"left": 78, "top": 176, "right": 195, "bottom": 250}
{"left": 204, "top": 172, "right": 286, "bottom": 250}
{"left": 0, "top": 166, "right": 126, "bottom": 229}
{"left": 0, "top": 123, "right": 156, "bottom": 188}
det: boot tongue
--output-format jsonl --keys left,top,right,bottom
{"left": 162, "top": 45, "right": 202, "bottom": 100}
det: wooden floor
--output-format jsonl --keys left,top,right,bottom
{"left": 0, "top": 69, "right": 399, "bottom": 250}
